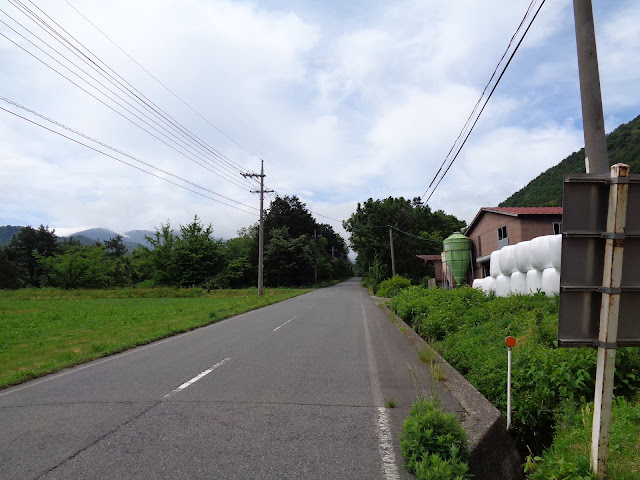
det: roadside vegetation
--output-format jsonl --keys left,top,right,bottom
{"left": 0, "top": 287, "right": 309, "bottom": 389}
{"left": 388, "top": 285, "right": 640, "bottom": 479}
{"left": 400, "top": 397, "right": 470, "bottom": 480}
{"left": 0, "top": 195, "right": 352, "bottom": 291}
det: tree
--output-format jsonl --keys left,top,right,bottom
{"left": 263, "top": 227, "right": 314, "bottom": 286}
{"left": 105, "top": 235, "right": 127, "bottom": 257}
{"left": 141, "top": 221, "right": 179, "bottom": 285}
{"left": 6, "top": 225, "right": 60, "bottom": 287}
{"left": 37, "top": 245, "right": 112, "bottom": 289}
{"left": 173, "top": 216, "right": 224, "bottom": 286}
{"left": 344, "top": 197, "right": 465, "bottom": 284}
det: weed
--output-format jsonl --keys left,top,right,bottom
{"left": 429, "top": 362, "right": 447, "bottom": 382}
{"left": 384, "top": 398, "right": 397, "bottom": 408}
{"left": 399, "top": 397, "right": 470, "bottom": 479}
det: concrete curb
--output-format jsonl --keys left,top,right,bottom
{"left": 375, "top": 299, "right": 524, "bottom": 480}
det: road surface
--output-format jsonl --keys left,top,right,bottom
{"left": 0, "top": 278, "right": 462, "bottom": 479}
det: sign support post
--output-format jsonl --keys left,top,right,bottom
{"left": 591, "top": 164, "right": 629, "bottom": 477}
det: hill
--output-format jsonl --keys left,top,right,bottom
{"left": 0, "top": 226, "right": 23, "bottom": 245}
{"left": 0, "top": 226, "right": 154, "bottom": 251}
{"left": 67, "top": 228, "right": 154, "bottom": 251}
{"left": 500, "top": 113, "right": 640, "bottom": 207}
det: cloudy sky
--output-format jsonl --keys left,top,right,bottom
{"left": 1, "top": 0, "right": 639, "bottom": 247}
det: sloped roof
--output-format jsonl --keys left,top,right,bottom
{"left": 482, "top": 207, "right": 563, "bottom": 216}
{"left": 466, "top": 206, "right": 563, "bottom": 236}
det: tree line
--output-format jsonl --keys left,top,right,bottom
{"left": 343, "top": 196, "right": 466, "bottom": 287}
{"left": 0, "top": 196, "right": 352, "bottom": 290}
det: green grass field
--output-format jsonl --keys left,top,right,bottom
{"left": 0, "top": 287, "right": 309, "bottom": 389}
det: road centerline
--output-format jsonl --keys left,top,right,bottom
{"left": 162, "top": 358, "right": 230, "bottom": 399}
{"left": 273, "top": 317, "right": 296, "bottom": 332}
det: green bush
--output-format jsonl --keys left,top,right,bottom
{"left": 376, "top": 275, "right": 411, "bottom": 298}
{"left": 399, "top": 398, "right": 470, "bottom": 479}
{"left": 526, "top": 397, "right": 640, "bottom": 479}
{"left": 390, "top": 287, "right": 640, "bottom": 456}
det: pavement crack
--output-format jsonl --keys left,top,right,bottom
{"left": 35, "top": 400, "right": 162, "bottom": 479}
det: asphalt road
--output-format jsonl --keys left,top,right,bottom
{"left": 0, "top": 278, "right": 462, "bottom": 479}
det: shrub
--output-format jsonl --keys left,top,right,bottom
{"left": 399, "top": 398, "right": 470, "bottom": 479}
{"left": 390, "top": 287, "right": 640, "bottom": 456}
{"left": 526, "top": 397, "right": 640, "bottom": 479}
{"left": 376, "top": 275, "right": 411, "bottom": 298}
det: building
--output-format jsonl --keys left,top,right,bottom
{"left": 465, "top": 207, "right": 563, "bottom": 279}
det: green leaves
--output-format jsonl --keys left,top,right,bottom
{"left": 400, "top": 398, "right": 470, "bottom": 479}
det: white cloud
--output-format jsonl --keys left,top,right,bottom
{"left": 0, "top": 0, "right": 638, "bottom": 249}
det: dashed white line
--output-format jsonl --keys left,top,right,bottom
{"left": 163, "top": 358, "right": 230, "bottom": 398}
{"left": 273, "top": 317, "right": 296, "bottom": 332}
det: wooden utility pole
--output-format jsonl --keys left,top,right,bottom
{"left": 389, "top": 227, "right": 396, "bottom": 277}
{"left": 242, "top": 160, "right": 273, "bottom": 297}
{"left": 573, "top": 0, "right": 609, "bottom": 174}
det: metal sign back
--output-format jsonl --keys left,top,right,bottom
{"left": 558, "top": 173, "right": 640, "bottom": 347}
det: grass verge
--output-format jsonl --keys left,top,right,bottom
{"left": 0, "top": 287, "right": 309, "bottom": 389}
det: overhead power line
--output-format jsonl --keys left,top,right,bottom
{"left": 418, "top": 0, "right": 547, "bottom": 203}
{"left": 0, "top": 97, "right": 257, "bottom": 215}
{"left": 62, "top": 0, "right": 263, "bottom": 173}
{"left": 1, "top": 0, "right": 259, "bottom": 192}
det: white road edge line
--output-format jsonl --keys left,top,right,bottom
{"left": 273, "top": 317, "right": 296, "bottom": 332}
{"left": 163, "top": 358, "right": 230, "bottom": 399}
{"left": 361, "top": 301, "right": 401, "bottom": 480}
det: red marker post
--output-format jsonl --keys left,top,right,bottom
{"left": 505, "top": 336, "right": 516, "bottom": 430}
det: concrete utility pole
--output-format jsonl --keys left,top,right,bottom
{"left": 314, "top": 228, "right": 318, "bottom": 284}
{"left": 573, "top": 0, "right": 609, "bottom": 174}
{"left": 389, "top": 227, "right": 396, "bottom": 277}
{"left": 242, "top": 160, "right": 274, "bottom": 297}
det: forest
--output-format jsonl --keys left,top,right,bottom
{"left": 500, "top": 113, "right": 640, "bottom": 207}
{"left": 0, "top": 196, "right": 352, "bottom": 290}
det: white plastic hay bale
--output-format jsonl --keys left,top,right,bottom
{"left": 510, "top": 271, "right": 527, "bottom": 295}
{"left": 542, "top": 267, "right": 560, "bottom": 297}
{"left": 472, "top": 279, "right": 483, "bottom": 290}
{"left": 489, "top": 250, "right": 502, "bottom": 278}
{"left": 530, "top": 235, "right": 553, "bottom": 270}
{"left": 515, "top": 240, "right": 532, "bottom": 273}
{"left": 499, "top": 245, "right": 517, "bottom": 275}
{"left": 483, "top": 276, "right": 496, "bottom": 293}
{"left": 495, "top": 274, "right": 512, "bottom": 297}
{"left": 549, "top": 234, "right": 562, "bottom": 271}
{"left": 527, "top": 269, "right": 543, "bottom": 294}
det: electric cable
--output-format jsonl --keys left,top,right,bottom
{"left": 0, "top": 102, "right": 257, "bottom": 215}
{"left": 3, "top": 1, "right": 257, "bottom": 191}
{"left": 425, "top": 0, "right": 547, "bottom": 203}
{"left": 418, "top": 0, "right": 545, "bottom": 203}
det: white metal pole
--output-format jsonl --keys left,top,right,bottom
{"left": 591, "top": 163, "right": 629, "bottom": 477}
{"left": 507, "top": 346, "right": 512, "bottom": 430}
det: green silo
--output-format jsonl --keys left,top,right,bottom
{"left": 443, "top": 233, "right": 472, "bottom": 286}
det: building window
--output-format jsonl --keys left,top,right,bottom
{"left": 497, "top": 225, "right": 508, "bottom": 249}
{"left": 553, "top": 222, "right": 562, "bottom": 235}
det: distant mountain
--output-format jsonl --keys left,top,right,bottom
{"left": 0, "top": 225, "right": 155, "bottom": 251}
{"left": 67, "top": 228, "right": 154, "bottom": 251}
{"left": 0, "top": 225, "right": 23, "bottom": 245}
{"left": 123, "top": 230, "right": 155, "bottom": 246}
{"left": 500, "top": 113, "right": 640, "bottom": 207}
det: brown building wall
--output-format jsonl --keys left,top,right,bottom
{"left": 467, "top": 213, "right": 562, "bottom": 279}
